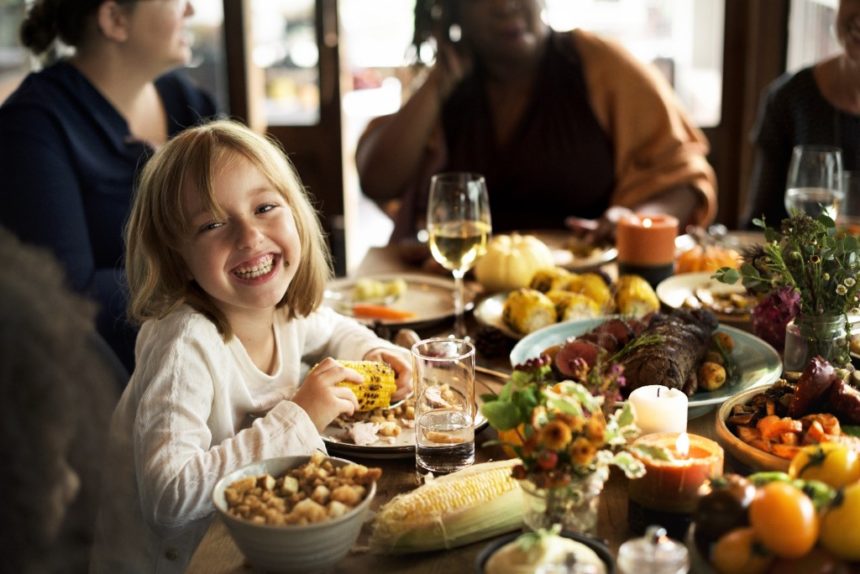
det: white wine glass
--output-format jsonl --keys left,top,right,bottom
{"left": 785, "top": 145, "right": 843, "bottom": 220}
{"left": 426, "top": 173, "right": 492, "bottom": 339}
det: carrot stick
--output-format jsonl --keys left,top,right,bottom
{"left": 352, "top": 304, "right": 416, "bottom": 321}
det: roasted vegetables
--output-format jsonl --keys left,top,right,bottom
{"left": 336, "top": 361, "right": 397, "bottom": 411}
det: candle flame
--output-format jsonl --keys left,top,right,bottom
{"left": 675, "top": 433, "right": 690, "bottom": 458}
{"left": 642, "top": 218, "right": 653, "bottom": 228}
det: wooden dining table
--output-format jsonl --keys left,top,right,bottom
{"left": 186, "top": 244, "right": 746, "bottom": 574}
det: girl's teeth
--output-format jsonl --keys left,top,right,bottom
{"left": 235, "top": 256, "right": 274, "bottom": 279}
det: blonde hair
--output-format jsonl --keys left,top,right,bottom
{"left": 126, "top": 120, "right": 332, "bottom": 339}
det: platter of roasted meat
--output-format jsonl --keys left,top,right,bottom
{"left": 510, "top": 309, "right": 782, "bottom": 417}
{"left": 717, "top": 356, "right": 860, "bottom": 470}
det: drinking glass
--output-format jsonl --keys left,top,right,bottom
{"left": 426, "top": 173, "right": 492, "bottom": 339}
{"left": 838, "top": 171, "right": 860, "bottom": 235}
{"left": 412, "top": 338, "right": 476, "bottom": 479}
{"left": 784, "top": 145, "right": 843, "bottom": 219}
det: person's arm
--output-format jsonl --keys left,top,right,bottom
{"left": 356, "top": 44, "right": 468, "bottom": 201}
{"left": 573, "top": 30, "right": 717, "bottom": 228}
{"left": 133, "top": 324, "right": 324, "bottom": 531}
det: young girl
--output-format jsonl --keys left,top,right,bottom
{"left": 90, "top": 120, "right": 412, "bottom": 573}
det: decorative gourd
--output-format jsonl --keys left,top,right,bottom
{"left": 676, "top": 245, "right": 742, "bottom": 274}
{"left": 475, "top": 233, "right": 556, "bottom": 293}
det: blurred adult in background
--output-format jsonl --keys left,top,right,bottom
{"left": 0, "top": 0, "right": 217, "bottom": 372}
{"left": 356, "top": 0, "right": 716, "bottom": 246}
{"left": 742, "top": 0, "right": 860, "bottom": 229}
{"left": 0, "top": 228, "right": 119, "bottom": 574}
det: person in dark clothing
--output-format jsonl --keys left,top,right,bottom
{"left": 742, "top": 0, "right": 860, "bottom": 229}
{"left": 356, "top": 0, "right": 716, "bottom": 246}
{"left": 0, "top": 0, "right": 217, "bottom": 372}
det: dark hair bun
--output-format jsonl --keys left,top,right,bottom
{"left": 20, "top": 0, "right": 59, "bottom": 55}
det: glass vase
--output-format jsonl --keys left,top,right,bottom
{"left": 520, "top": 465, "right": 609, "bottom": 536}
{"left": 783, "top": 314, "right": 851, "bottom": 371}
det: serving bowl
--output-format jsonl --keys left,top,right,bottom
{"left": 714, "top": 384, "right": 790, "bottom": 472}
{"left": 212, "top": 455, "right": 376, "bottom": 573}
{"left": 475, "top": 529, "right": 616, "bottom": 573}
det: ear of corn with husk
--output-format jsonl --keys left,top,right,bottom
{"left": 369, "top": 459, "right": 523, "bottom": 554}
{"left": 335, "top": 360, "right": 396, "bottom": 411}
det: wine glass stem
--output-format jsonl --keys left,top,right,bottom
{"left": 452, "top": 269, "right": 467, "bottom": 339}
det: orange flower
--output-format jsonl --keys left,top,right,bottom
{"left": 570, "top": 437, "right": 597, "bottom": 466}
{"left": 555, "top": 412, "right": 585, "bottom": 433}
{"left": 538, "top": 420, "right": 572, "bottom": 450}
{"left": 585, "top": 417, "right": 605, "bottom": 444}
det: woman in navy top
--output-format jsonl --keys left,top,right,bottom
{"left": 742, "top": 0, "right": 860, "bottom": 229}
{"left": 0, "top": 0, "right": 216, "bottom": 373}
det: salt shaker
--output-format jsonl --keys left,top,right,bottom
{"left": 617, "top": 525, "right": 689, "bottom": 574}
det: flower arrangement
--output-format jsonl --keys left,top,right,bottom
{"left": 480, "top": 356, "right": 645, "bottom": 490}
{"left": 714, "top": 214, "right": 860, "bottom": 317}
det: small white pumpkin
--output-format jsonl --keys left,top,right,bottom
{"left": 474, "top": 233, "right": 556, "bottom": 293}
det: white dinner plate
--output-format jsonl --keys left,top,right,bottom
{"left": 656, "top": 272, "right": 754, "bottom": 325}
{"left": 323, "top": 273, "right": 475, "bottom": 329}
{"left": 509, "top": 317, "right": 782, "bottom": 418}
{"left": 524, "top": 230, "right": 617, "bottom": 271}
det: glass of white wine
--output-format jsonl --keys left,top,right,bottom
{"left": 426, "top": 173, "right": 492, "bottom": 339}
{"left": 785, "top": 145, "right": 843, "bottom": 219}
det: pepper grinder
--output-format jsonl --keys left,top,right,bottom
{"left": 617, "top": 525, "right": 689, "bottom": 574}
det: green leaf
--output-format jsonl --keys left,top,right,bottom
{"left": 479, "top": 393, "right": 498, "bottom": 404}
{"left": 713, "top": 267, "right": 740, "bottom": 284}
{"left": 748, "top": 471, "right": 792, "bottom": 486}
{"left": 615, "top": 402, "right": 635, "bottom": 428}
{"left": 480, "top": 401, "right": 521, "bottom": 431}
{"left": 611, "top": 451, "right": 646, "bottom": 479}
{"left": 630, "top": 444, "right": 673, "bottom": 462}
{"left": 842, "top": 425, "right": 860, "bottom": 437}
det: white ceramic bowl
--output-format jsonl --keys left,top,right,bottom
{"left": 212, "top": 455, "right": 376, "bottom": 573}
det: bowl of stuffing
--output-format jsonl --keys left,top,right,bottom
{"left": 212, "top": 452, "right": 380, "bottom": 573}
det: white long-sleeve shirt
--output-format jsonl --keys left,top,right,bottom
{"left": 90, "top": 304, "right": 399, "bottom": 573}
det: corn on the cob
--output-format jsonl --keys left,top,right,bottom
{"left": 546, "top": 290, "right": 601, "bottom": 322}
{"left": 615, "top": 274, "right": 660, "bottom": 318}
{"left": 336, "top": 360, "right": 396, "bottom": 411}
{"left": 558, "top": 272, "right": 614, "bottom": 311}
{"left": 369, "top": 459, "right": 523, "bottom": 554}
{"left": 502, "top": 288, "right": 557, "bottom": 335}
{"left": 529, "top": 267, "right": 571, "bottom": 293}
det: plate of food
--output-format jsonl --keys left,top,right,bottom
{"left": 322, "top": 394, "right": 490, "bottom": 460}
{"left": 716, "top": 358, "right": 860, "bottom": 471}
{"left": 476, "top": 529, "right": 615, "bottom": 574}
{"left": 656, "top": 272, "right": 757, "bottom": 326}
{"left": 323, "top": 273, "right": 474, "bottom": 329}
{"left": 473, "top": 273, "right": 660, "bottom": 340}
{"left": 526, "top": 230, "right": 617, "bottom": 271}
{"left": 509, "top": 313, "right": 782, "bottom": 418}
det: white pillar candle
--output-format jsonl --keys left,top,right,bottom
{"left": 628, "top": 385, "right": 688, "bottom": 435}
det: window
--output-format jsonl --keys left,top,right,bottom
{"left": 787, "top": 0, "right": 839, "bottom": 72}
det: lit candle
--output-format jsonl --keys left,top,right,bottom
{"left": 628, "top": 385, "right": 688, "bottom": 435}
{"left": 616, "top": 213, "right": 679, "bottom": 287}
{"left": 628, "top": 432, "right": 724, "bottom": 514}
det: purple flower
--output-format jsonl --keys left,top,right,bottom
{"left": 751, "top": 286, "right": 801, "bottom": 349}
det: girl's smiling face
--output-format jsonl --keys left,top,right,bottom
{"left": 179, "top": 153, "right": 301, "bottom": 323}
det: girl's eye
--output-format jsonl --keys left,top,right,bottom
{"left": 257, "top": 203, "right": 278, "bottom": 214}
{"left": 197, "top": 221, "right": 224, "bottom": 234}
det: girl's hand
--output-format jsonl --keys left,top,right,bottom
{"left": 363, "top": 347, "right": 413, "bottom": 401}
{"left": 292, "top": 358, "right": 360, "bottom": 432}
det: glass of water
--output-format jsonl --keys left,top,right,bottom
{"left": 411, "top": 337, "right": 476, "bottom": 479}
{"left": 785, "top": 145, "right": 843, "bottom": 219}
